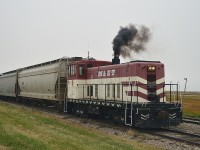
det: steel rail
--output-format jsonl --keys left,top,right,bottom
{"left": 168, "top": 128, "right": 200, "bottom": 138}
{"left": 183, "top": 117, "right": 200, "bottom": 125}
{"left": 140, "top": 129, "right": 200, "bottom": 147}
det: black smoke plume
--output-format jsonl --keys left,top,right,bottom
{"left": 112, "top": 24, "right": 151, "bottom": 58}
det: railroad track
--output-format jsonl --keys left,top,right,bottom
{"left": 183, "top": 117, "right": 200, "bottom": 125}
{"left": 141, "top": 128, "right": 200, "bottom": 147}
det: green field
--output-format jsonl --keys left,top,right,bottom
{"left": 166, "top": 92, "right": 200, "bottom": 118}
{"left": 182, "top": 95, "right": 200, "bottom": 118}
{"left": 0, "top": 101, "right": 158, "bottom": 150}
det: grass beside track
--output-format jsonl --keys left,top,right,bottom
{"left": 167, "top": 92, "right": 200, "bottom": 118}
{"left": 182, "top": 95, "right": 200, "bottom": 118}
{"left": 0, "top": 101, "right": 157, "bottom": 150}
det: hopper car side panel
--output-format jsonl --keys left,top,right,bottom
{"left": 0, "top": 73, "right": 17, "bottom": 97}
{"left": 18, "top": 72, "right": 58, "bottom": 100}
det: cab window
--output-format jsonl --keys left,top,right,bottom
{"left": 74, "top": 65, "right": 76, "bottom": 76}
{"left": 79, "top": 66, "right": 84, "bottom": 76}
{"left": 68, "top": 65, "right": 76, "bottom": 76}
{"left": 72, "top": 65, "right": 76, "bottom": 76}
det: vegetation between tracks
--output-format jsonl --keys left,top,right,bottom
{"left": 0, "top": 101, "right": 158, "bottom": 150}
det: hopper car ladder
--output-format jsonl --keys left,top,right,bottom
{"left": 64, "top": 92, "right": 67, "bottom": 112}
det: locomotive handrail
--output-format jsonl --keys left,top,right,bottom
{"left": 77, "top": 83, "right": 179, "bottom": 104}
{"left": 136, "top": 83, "right": 179, "bottom": 103}
{"left": 77, "top": 83, "right": 136, "bottom": 104}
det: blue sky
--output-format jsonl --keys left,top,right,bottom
{"left": 0, "top": 0, "right": 200, "bottom": 91}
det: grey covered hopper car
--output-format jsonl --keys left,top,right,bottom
{"left": 18, "top": 59, "right": 68, "bottom": 101}
{"left": 0, "top": 57, "right": 83, "bottom": 109}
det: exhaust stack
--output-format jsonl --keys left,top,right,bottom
{"left": 112, "top": 56, "right": 120, "bottom": 64}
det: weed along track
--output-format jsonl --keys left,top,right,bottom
{"left": 1, "top": 100, "right": 200, "bottom": 150}
{"left": 0, "top": 100, "right": 153, "bottom": 150}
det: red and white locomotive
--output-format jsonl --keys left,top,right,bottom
{"left": 66, "top": 57, "right": 182, "bottom": 128}
{"left": 0, "top": 56, "right": 182, "bottom": 128}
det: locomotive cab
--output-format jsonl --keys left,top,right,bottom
{"left": 67, "top": 63, "right": 87, "bottom": 79}
{"left": 67, "top": 59, "right": 112, "bottom": 99}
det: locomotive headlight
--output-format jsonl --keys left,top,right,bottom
{"left": 148, "top": 65, "right": 156, "bottom": 72}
